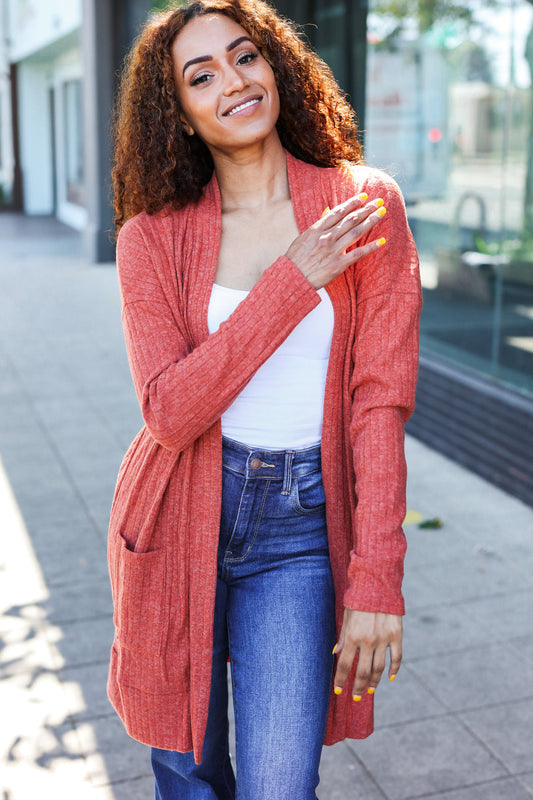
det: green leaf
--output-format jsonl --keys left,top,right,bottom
{"left": 418, "top": 517, "right": 443, "bottom": 529}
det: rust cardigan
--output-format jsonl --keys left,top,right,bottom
{"left": 107, "top": 151, "right": 422, "bottom": 764}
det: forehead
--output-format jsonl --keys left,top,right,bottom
{"left": 171, "top": 14, "right": 252, "bottom": 70}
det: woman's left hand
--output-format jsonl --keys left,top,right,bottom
{"left": 333, "top": 608, "right": 403, "bottom": 700}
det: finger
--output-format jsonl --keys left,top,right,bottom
{"left": 342, "top": 204, "right": 387, "bottom": 246}
{"left": 332, "top": 626, "right": 346, "bottom": 657}
{"left": 333, "top": 640, "right": 358, "bottom": 695}
{"left": 333, "top": 199, "right": 385, "bottom": 240}
{"left": 335, "top": 235, "right": 387, "bottom": 272}
{"left": 365, "top": 644, "right": 387, "bottom": 695}
{"left": 320, "top": 192, "right": 369, "bottom": 229}
{"left": 388, "top": 637, "right": 403, "bottom": 682}
{"left": 351, "top": 646, "right": 374, "bottom": 701}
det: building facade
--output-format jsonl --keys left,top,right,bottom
{"left": 0, "top": 0, "right": 153, "bottom": 251}
{"left": 1, "top": 0, "right": 85, "bottom": 227}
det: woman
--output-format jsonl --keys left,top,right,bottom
{"left": 108, "top": 1, "right": 422, "bottom": 798}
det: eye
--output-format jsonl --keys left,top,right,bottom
{"left": 237, "top": 51, "right": 259, "bottom": 66}
{"left": 190, "top": 72, "right": 211, "bottom": 87}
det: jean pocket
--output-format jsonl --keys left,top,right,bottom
{"left": 291, "top": 470, "right": 326, "bottom": 514}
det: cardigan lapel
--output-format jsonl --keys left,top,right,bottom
{"left": 184, "top": 175, "right": 222, "bottom": 345}
{"left": 286, "top": 150, "right": 332, "bottom": 233}
{"left": 186, "top": 151, "right": 342, "bottom": 345}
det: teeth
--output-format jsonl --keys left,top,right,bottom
{"left": 227, "top": 98, "right": 259, "bottom": 116}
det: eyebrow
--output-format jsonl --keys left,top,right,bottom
{"left": 182, "top": 36, "right": 254, "bottom": 77}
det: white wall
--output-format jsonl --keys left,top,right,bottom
{"left": 0, "top": 0, "right": 14, "bottom": 201}
{"left": 17, "top": 41, "right": 87, "bottom": 227}
{"left": 52, "top": 46, "right": 87, "bottom": 229}
{"left": 0, "top": 83, "right": 14, "bottom": 201}
{"left": 18, "top": 59, "right": 54, "bottom": 214}
{"left": 8, "top": 0, "right": 82, "bottom": 62}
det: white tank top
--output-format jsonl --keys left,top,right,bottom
{"left": 207, "top": 282, "right": 334, "bottom": 449}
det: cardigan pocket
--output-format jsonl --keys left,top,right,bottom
{"left": 114, "top": 531, "right": 167, "bottom": 655}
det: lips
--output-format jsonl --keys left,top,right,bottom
{"left": 222, "top": 94, "right": 263, "bottom": 117}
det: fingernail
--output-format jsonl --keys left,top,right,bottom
{"left": 334, "top": 686, "right": 342, "bottom": 695}
{"left": 367, "top": 687, "right": 376, "bottom": 695}
{"left": 389, "top": 674, "right": 396, "bottom": 682}
{"left": 375, "top": 198, "right": 384, "bottom": 207}
{"left": 377, "top": 237, "right": 386, "bottom": 246}
{"left": 377, "top": 207, "right": 387, "bottom": 217}
{"left": 321, "top": 206, "right": 330, "bottom": 216}
{"left": 352, "top": 694, "right": 362, "bottom": 702}
{"left": 357, "top": 192, "right": 368, "bottom": 202}
{"left": 332, "top": 644, "right": 338, "bottom": 655}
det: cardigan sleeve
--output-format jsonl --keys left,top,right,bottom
{"left": 344, "top": 172, "right": 422, "bottom": 615}
{"left": 116, "top": 216, "right": 321, "bottom": 453}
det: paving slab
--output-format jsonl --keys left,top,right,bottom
{"left": 49, "top": 615, "right": 114, "bottom": 670}
{"left": 101, "top": 775, "right": 156, "bottom": 800}
{"left": 373, "top": 664, "right": 447, "bottom": 728}
{"left": 75, "top": 715, "right": 152, "bottom": 786}
{"left": 318, "top": 741, "right": 387, "bottom": 799}
{"left": 60, "top": 661, "right": 112, "bottom": 721}
{"left": 407, "top": 639, "right": 533, "bottom": 713}
{"left": 459, "top": 698, "right": 533, "bottom": 775}
{"left": 402, "top": 600, "right": 495, "bottom": 661}
{"left": 25, "top": 533, "right": 107, "bottom": 588}
{"left": 462, "top": 591, "right": 533, "bottom": 645}
{"left": 405, "top": 551, "right": 531, "bottom": 608}
{"left": 349, "top": 715, "right": 508, "bottom": 799}
{"left": 413, "top": 776, "right": 533, "bottom": 800}
{"left": 519, "top": 772, "right": 533, "bottom": 795}
{"left": 42, "top": 576, "right": 113, "bottom": 626}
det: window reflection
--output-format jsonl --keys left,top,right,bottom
{"left": 367, "top": 0, "right": 533, "bottom": 396}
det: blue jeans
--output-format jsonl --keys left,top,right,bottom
{"left": 151, "top": 437, "right": 336, "bottom": 800}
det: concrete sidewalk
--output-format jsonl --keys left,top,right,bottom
{"left": 0, "top": 212, "right": 532, "bottom": 800}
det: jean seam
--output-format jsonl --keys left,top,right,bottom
{"left": 223, "top": 463, "right": 246, "bottom": 477}
{"left": 290, "top": 477, "right": 327, "bottom": 516}
{"left": 227, "top": 615, "right": 240, "bottom": 799}
{"left": 225, "top": 480, "right": 271, "bottom": 564}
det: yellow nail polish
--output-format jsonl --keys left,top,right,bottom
{"left": 377, "top": 207, "right": 387, "bottom": 217}
{"left": 352, "top": 694, "right": 362, "bottom": 702}
{"left": 357, "top": 192, "right": 368, "bottom": 202}
{"left": 334, "top": 686, "right": 342, "bottom": 695}
{"left": 389, "top": 674, "right": 396, "bottom": 682}
{"left": 321, "top": 206, "right": 330, "bottom": 216}
{"left": 367, "top": 687, "right": 376, "bottom": 695}
{"left": 332, "top": 644, "right": 338, "bottom": 655}
{"left": 377, "top": 237, "right": 386, "bottom": 246}
{"left": 375, "top": 198, "right": 384, "bottom": 207}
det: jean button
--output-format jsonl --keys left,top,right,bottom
{"left": 250, "top": 458, "right": 262, "bottom": 470}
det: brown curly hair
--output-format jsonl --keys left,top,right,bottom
{"left": 112, "top": 0, "right": 364, "bottom": 232}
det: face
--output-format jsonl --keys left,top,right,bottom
{"left": 171, "top": 14, "right": 281, "bottom": 156}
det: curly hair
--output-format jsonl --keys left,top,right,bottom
{"left": 112, "top": 0, "right": 364, "bottom": 232}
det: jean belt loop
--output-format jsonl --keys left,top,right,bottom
{"left": 282, "top": 451, "right": 295, "bottom": 495}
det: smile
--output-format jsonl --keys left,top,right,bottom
{"left": 224, "top": 97, "right": 262, "bottom": 116}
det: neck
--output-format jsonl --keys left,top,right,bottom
{"left": 210, "top": 135, "right": 290, "bottom": 212}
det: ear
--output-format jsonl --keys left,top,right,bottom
{"left": 180, "top": 114, "right": 195, "bottom": 137}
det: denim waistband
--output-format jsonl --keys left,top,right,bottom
{"left": 222, "top": 436, "right": 322, "bottom": 494}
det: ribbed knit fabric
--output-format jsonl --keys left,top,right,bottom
{"left": 107, "top": 151, "right": 422, "bottom": 764}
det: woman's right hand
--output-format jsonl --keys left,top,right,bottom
{"left": 284, "top": 195, "right": 387, "bottom": 290}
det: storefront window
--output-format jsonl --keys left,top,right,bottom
{"left": 366, "top": 0, "right": 533, "bottom": 397}
{"left": 314, "top": 1, "right": 349, "bottom": 88}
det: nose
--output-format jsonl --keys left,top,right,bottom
{"left": 222, "top": 64, "right": 249, "bottom": 95}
